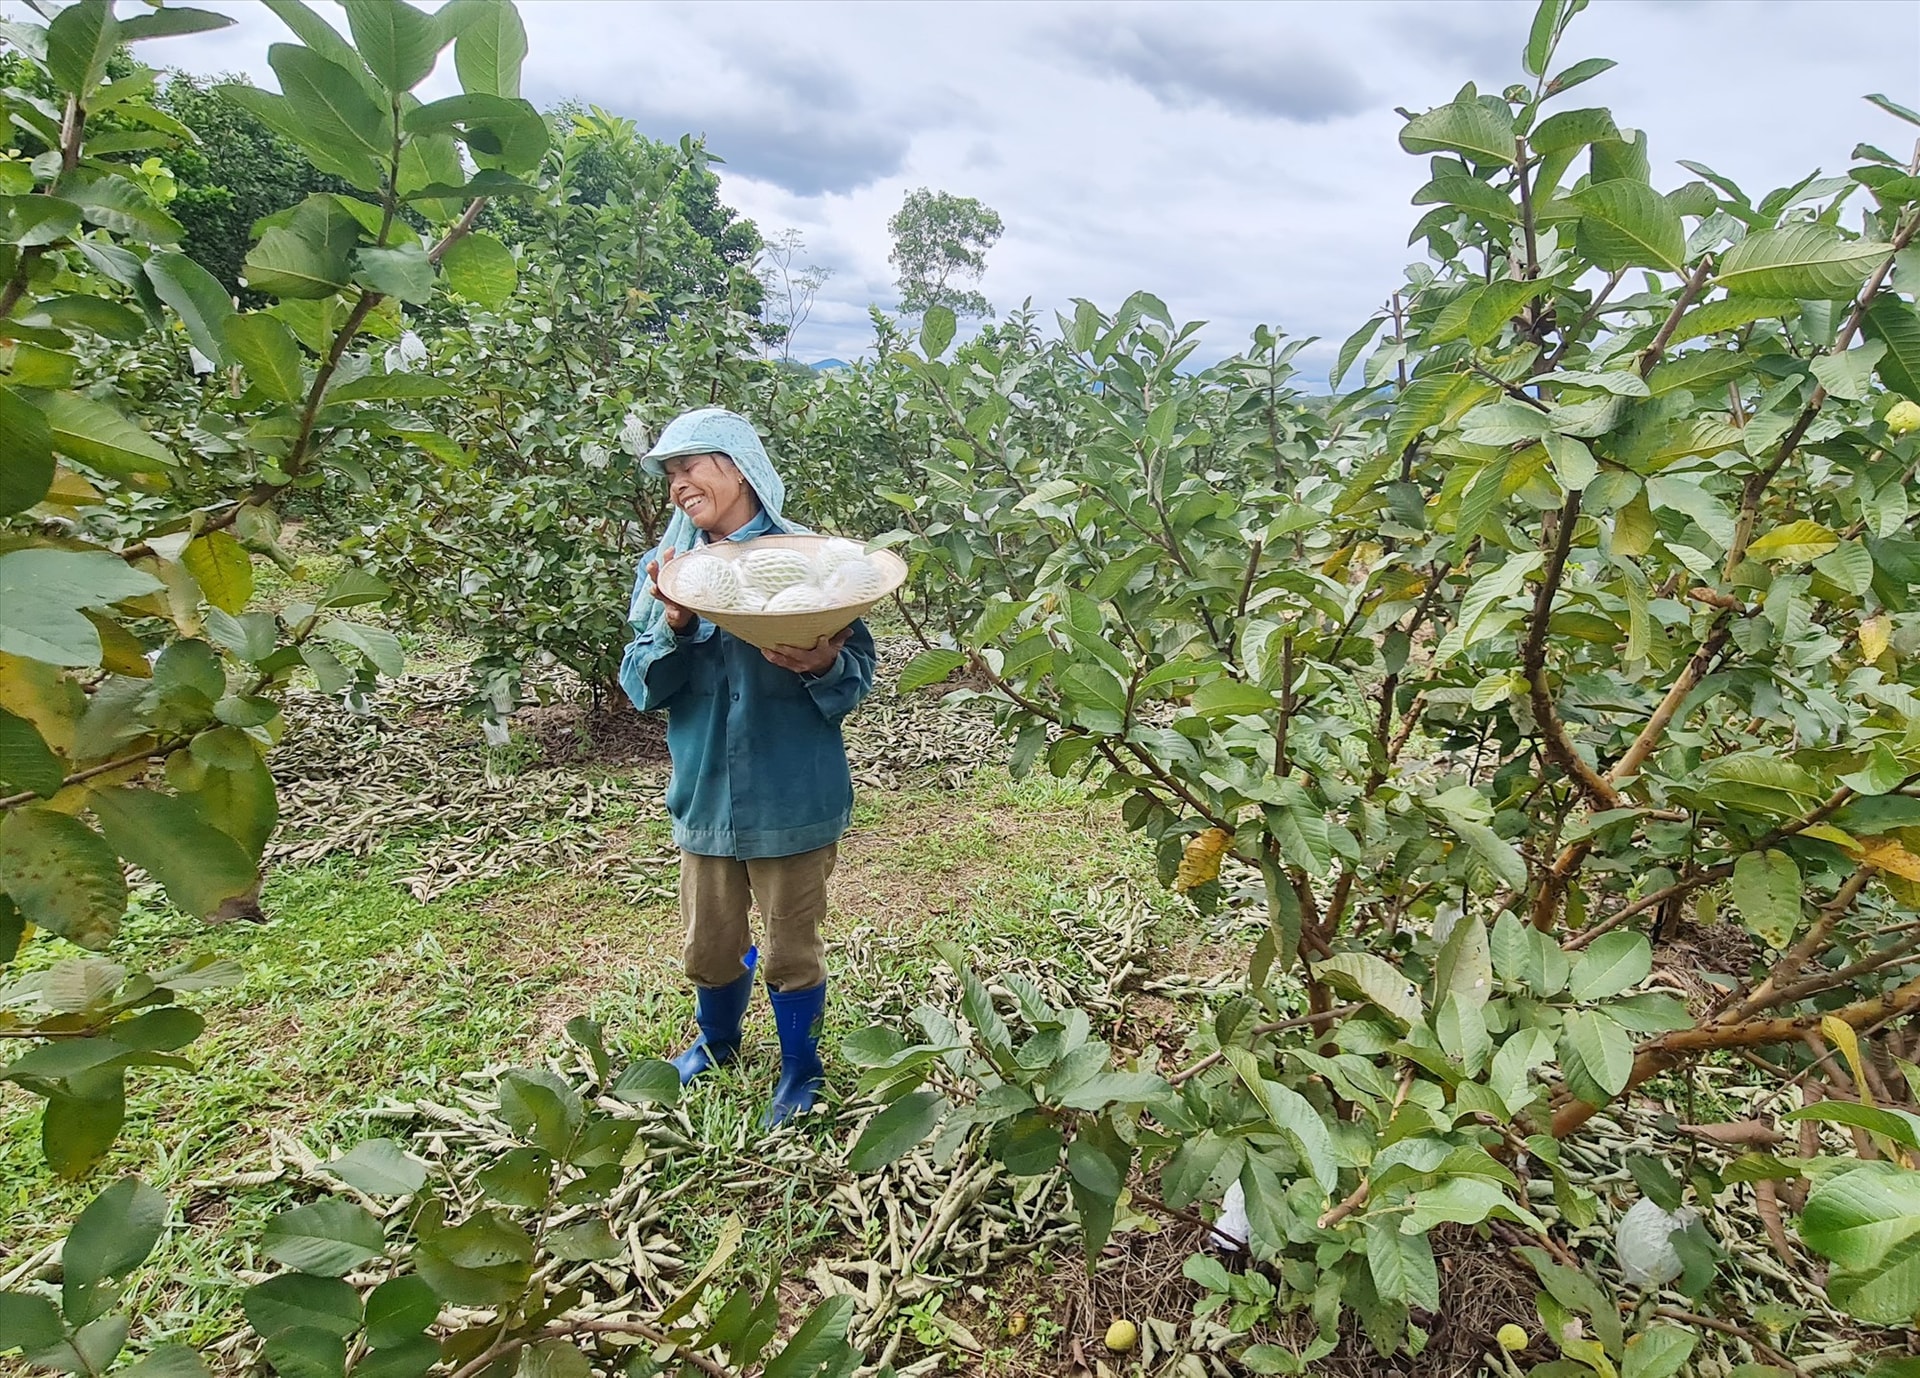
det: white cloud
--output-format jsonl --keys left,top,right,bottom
{"left": 105, "top": 0, "right": 1920, "bottom": 377}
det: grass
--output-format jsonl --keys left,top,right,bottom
{"left": 1, "top": 731, "right": 1153, "bottom": 1361}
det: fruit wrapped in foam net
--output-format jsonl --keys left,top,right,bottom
{"left": 811, "top": 537, "right": 868, "bottom": 582}
{"left": 822, "top": 558, "right": 887, "bottom": 606}
{"left": 737, "top": 547, "right": 814, "bottom": 597}
{"left": 764, "top": 584, "right": 830, "bottom": 613}
{"left": 670, "top": 551, "right": 742, "bottom": 610}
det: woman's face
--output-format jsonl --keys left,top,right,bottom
{"left": 664, "top": 451, "right": 758, "bottom": 534}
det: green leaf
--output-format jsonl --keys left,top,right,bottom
{"left": 0, "top": 384, "right": 56, "bottom": 516}
{"left": 270, "top": 42, "right": 391, "bottom": 168}
{"left": 225, "top": 314, "right": 307, "bottom": 404}
{"left": 261, "top": 1199, "right": 386, "bottom": 1277}
{"left": 1783, "top": 1101, "right": 1920, "bottom": 1150}
{"left": 547, "top": 1217, "right": 622, "bottom": 1262}
{"left": 439, "top": 231, "right": 516, "bottom": 310}
{"left": 402, "top": 93, "right": 547, "bottom": 173}
{"left": 244, "top": 226, "right": 350, "bottom": 300}
{"left": 0, "top": 549, "right": 161, "bottom": 665}
{"left": 217, "top": 83, "right": 380, "bottom": 190}
{"left": 516, "top": 1339, "right": 589, "bottom": 1378}
{"left": 0, "top": 195, "right": 81, "bottom": 248}
{"left": 0, "top": 807, "right": 126, "bottom": 948}
{"left": 1523, "top": 0, "right": 1561, "bottom": 78}
{"left": 0, "top": 1293, "right": 64, "bottom": 1354}
{"left": 116, "top": 1344, "right": 211, "bottom": 1378}
{"left": 1731, "top": 848, "right": 1802, "bottom": 949}
{"left": 763, "top": 1296, "right": 855, "bottom": 1378}
{"left": 1668, "top": 296, "right": 1802, "bottom": 348}
{"left": 65, "top": 174, "right": 182, "bottom": 243}
{"left": 38, "top": 391, "right": 173, "bottom": 477}
{"left": 259, "top": 1326, "right": 346, "bottom": 1378}
{"left": 1862, "top": 293, "right": 1920, "bottom": 401}
{"left": 1365, "top": 1217, "right": 1439, "bottom": 1311}
{"left": 353, "top": 244, "right": 435, "bottom": 305}
{"left": 116, "top": 8, "right": 234, "bottom": 41}
{"left": 1451, "top": 820, "right": 1528, "bottom": 891}
{"left": 45, "top": 0, "right": 118, "bottom": 96}
{"left": 609, "top": 1057, "right": 680, "bottom": 1106}
{"left": 243, "top": 1274, "right": 363, "bottom": 1341}
{"left": 1192, "top": 679, "right": 1278, "bottom": 719}
{"left": 1547, "top": 57, "right": 1617, "bottom": 97}
{"left": 848, "top": 1090, "right": 944, "bottom": 1171}
{"left": 1222, "top": 1048, "right": 1338, "bottom": 1195}
{"left": 1800, "top": 1163, "right": 1920, "bottom": 1323}
{"left": 443, "top": 0, "right": 526, "bottom": 97}
{"left": 43, "top": 1072, "right": 126, "bottom": 1179}
{"left": 1435, "top": 913, "right": 1493, "bottom": 1007}
{"left": 1621, "top": 1325, "right": 1698, "bottom": 1378}
{"left": 325, "top": 373, "right": 458, "bottom": 402}
{"left": 898, "top": 649, "right": 964, "bottom": 693}
{"left": 363, "top": 1277, "right": 438, "bottom": 1348}
{"left": 181, "top": 532, "right": 254, "bottom": 616}
{"left": 1569, "top": 179, "right": 1686, "bottom": 273}
{"left": 1717, "top": 225, "right": 1887, "bottom": 299}
{"left": 1568, "top": 931, "right": 1652, "bottom": 1001}
{"left": 1316, "top": 952, "right": 1423, "bottom": 1028}
{"left": 144, "top": 253, "right": 235, "bottom": 367}
{"left": 1748, "top": 520, "right": 1840, "bottom": 563}
{"left": 1561, "top": 1009, "right": 1634, "bottom": 1103}
{"left": 316, "top": 620, "right": 404, "bottom": 677}
{"left": 324, "top": 1139, "right": 427, "bottom": 1196}
{"left": 920, "top": 306, "right": 957, "bottom": 359}
{"left": 0, "top": 708, "right": 64, "bottom": 798}
{"left": 1332, "top": 316, "right": 1385, "bottom": 390}
{"left": 1399, "top": 97, "right": 1516, "bottom": 166}
{"left": 64, "top": 1177, "right": 167, "bottom": 1290}
{"left": 342, "top": 0, "right": 443, "bottom": 94}
{"left": 91, "top": 787, "right": 257, "bottom": 923}
{"left": 1533, "top": 105, "right": 1621, "bottom": 156}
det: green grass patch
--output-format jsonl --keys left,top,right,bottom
{"left": 2, "top": 763, "right": 1157, "bottom": 1356}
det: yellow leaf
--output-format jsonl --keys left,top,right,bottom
{"left": 1819, "top": 1015, "right": 1873, "bottom": 1107}
{"left": 1800, "top": 823, "right": 1860, "bottom": 851}
{"left": 180, "top": 531, "right": 254, "bottom": 616}
{"left": 1860, "top": 614, "right": 1892, "bottom": 664}
{"left": 1176, "top": 827, "right": 1231, "bottom": 892}
{"left": 37, "top": 465, "right": 103, "bottom": 509}
{"left": 1859, "top": 836, "right": 1920, "bottom": 883}
{"left": 0, "top": 652, "right": 83, "bottom": 753}
{"left": 1748, "top": 520, "right": 1839, "bottom": 563}
{"left": 82, "top": 611, "right": 151, "bottom": 679}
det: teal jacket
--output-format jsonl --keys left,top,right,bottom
{"left": 619, "top": 511, "right": 877, "bottom": 858}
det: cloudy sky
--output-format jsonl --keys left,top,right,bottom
{"left": 107, "top": 0, "right": 1920, "bottom": 377}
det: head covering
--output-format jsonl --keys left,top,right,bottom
{"left": 627, "top": 408, "right": 804, "bottom": 642}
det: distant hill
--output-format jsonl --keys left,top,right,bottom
{"left": 809, "top": 358, "right": 851, "bottom": 372}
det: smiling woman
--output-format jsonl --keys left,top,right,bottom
{"left": 619, "top": 408, "right": 878, "bottom": 1131}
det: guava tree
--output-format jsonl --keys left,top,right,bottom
{"left": 848, "top": 0, "right": 1920, "bottom": 1356}
{"left": 1, "top": 0, "right": 546, "bottom": 1180}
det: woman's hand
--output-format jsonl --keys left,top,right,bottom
{"left": 763, "top": 629, "right": 850, "bottom": 677}
{"left": 647, "top": 549, "right": 694, "bottom": 633}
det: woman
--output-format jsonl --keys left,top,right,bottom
{"left": 619, "top": 407, "right": 876, "bottom": 1128}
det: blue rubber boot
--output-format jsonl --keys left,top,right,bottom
{"left": 671, "top": 947, "right": 757, "bottom": 1085}
{"left": 761, "top": 979, "right": 827, "bottom": 1129}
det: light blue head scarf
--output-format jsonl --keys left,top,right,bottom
{"left": 626, "top": 408, "right": 804, "bottom": 642}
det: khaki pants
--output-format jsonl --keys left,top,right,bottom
{"left": 680, "top": 844, "right": 836, "bottom": 992}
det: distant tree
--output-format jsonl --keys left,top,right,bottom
{"left": 887, "top": 187, "right": 1003, "bottom": 318}
{"left": 153, "top": 72, "right": 356, "bottom": 298}
{"left": 758, "top": 228, "right": 833, "bottom": 361}
{"left": 485, "top": 104, "right": 765, "bottom": 317}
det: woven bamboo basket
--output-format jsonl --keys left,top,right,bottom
{"left": 654, "top": 534, "right": 907, "bottom": 651}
